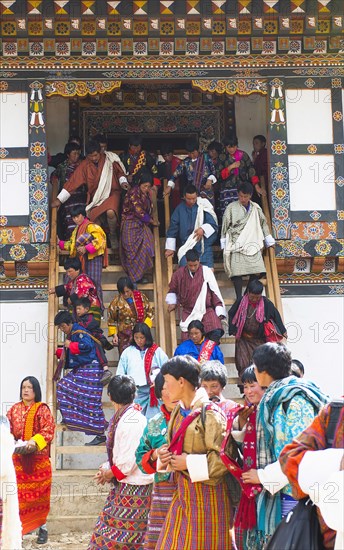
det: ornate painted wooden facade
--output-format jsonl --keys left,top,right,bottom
{"left": 0, "top": 0, "right": 343, "bottom": 299}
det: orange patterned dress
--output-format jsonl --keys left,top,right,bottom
{"left": 7, "top": 401, "right": 55, "bottom": 535}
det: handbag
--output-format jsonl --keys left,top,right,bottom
{"left": 75, "top": 232, "right": 93, "bottom": 247}
{"left": 264, "top": 319, "right": 283, "bottom": 343}
{"left": 265, "top": 497, "right": 324, "bottom": 550}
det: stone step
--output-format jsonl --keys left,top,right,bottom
{"left": 56, "top": 445, "right": 107, "bottom": 454}
{"left": 49, "top": 472, "right": 107, "bottom": 534}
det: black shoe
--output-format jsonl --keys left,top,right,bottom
{"left": 137, "top": 276, "right": 149, "bottom": 284}
{"left": 85, "top": 435, "right": 106, "bottom": 446}
{"left": 100, "top": 370, "right": 112, "bottom": 386}
{"left": 37, "top": 527, "right": 48, "bottom": 545}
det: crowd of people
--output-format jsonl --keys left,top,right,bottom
{"left": 1, "top": 132, "right": 343, "bottom": 550}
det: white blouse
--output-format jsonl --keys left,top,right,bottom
{"left": 107, "top": 407, "right": 154, "bottom": 486}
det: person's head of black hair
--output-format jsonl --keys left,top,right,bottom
{"left": 64, "top": 257, "right": 82, "bottom": 272}
{"left": 161, "top": 355, "right": 200, "bottom": 389}
{"left": 247, "top": 279, "right": 264, "bottom": 295}
{"left": 131, "top": 322, "right": 154, "bottom": 348}
{"left": 188, "top": 319, "right": 205, "bottom": 335}
{"left": 128, "top": 135, "right": 143, "bottom": 147}
{"left": 64, "top": 142, "right": 81, "bottom": 156}
{"left": 253, "top": 135, "right": 266, "bottom": 145}
{"left": 185, "top": 138, "right": 199, "bottom": 153}
{"left": 200, "top": 360, "right": 227, "bottom": 388}
{"left": 238, "top": 181, "right": 254, "bottom": 196}
{"left": 85, "top": 141, "right": 101, "bottom": 155}
{"left": 75, "top": 297, "right": 91, "bottom": 309}
{"left": 154, "top": 372, "right": 165, "bottom": 400}
{"left": 69, "top": 135, "right": 81, "bottom": 145}
{"left": 54, "top": 310, "right": 73, "bottom": 326}
{"left": 138, "top": 170, "right": 153, "bottom": 186}
{"left": 207, "top": 141, "right": 223, "bottom": 155}
{"left": 70, "top": 204, "right": 87, "bottom": 218}
{"left": 160, "top": 143, "right": 173, "bottom": 156}
{"left": 252, "top": 343, "right": 292, "bottom": 380}
{"left": 185, "top": 248, "right": 200, "bottom": 262}
{"left": 93, "top": 133, "right": 107, "bottom": 145}
{"left": 290, "top": 359, "right": 305, "bottom": 378}
{"left": 117, "top": 276, "right": 134, "bottom": 294}
{"left": 241, "top": 365, "right": 258, "bottom": 384}
{"left": 20, "top": 376, "right": 42, "bottom": 403}
{"left": 184, "top": 184, "right": 198, "bottom": 196}
{"left": 223, "top": 135, "right": 238, "bottom": 147}
{"left": 108, "top": 375, "right": 136, "bottom": 405}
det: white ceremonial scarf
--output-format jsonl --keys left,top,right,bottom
{"left": 86, "top": 151, "right": 127, "bottom": 213}
{"left": 223, "top": 202, "right": 265, "bottom": 278}
{"left": 177, "top": 197, "right": 217, "bottom": 263}
{"left": 179, "top": 266, "right": 225, "bottom": 332}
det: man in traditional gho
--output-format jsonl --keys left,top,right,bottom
{"left": 166, "top": 249, "right": 226, "bottom": 342}
{"left": 280, "top": 401, "right": 344, "bottom": 550}
{"left": 156, "top": 356, "right": 235, "bottom": 549}
{"left": 51, "top": 140, "right": 129, "bottom": 249}
{"left": 158, "top": 142, "right": 182, "bottom": 211}
{"left": 121, "top": 134, "right": 160, "bottom": 188}
{"left": 221, "top": 181, "right": 275, "bottom": 300}
{"left": 51, "top": 141, "right": 83, "bottom": 240}
{"left": 165, "top": 138, "right": 217, "bottom": 205}
{"left": 219, "top": 135, "right": 261, "bottom": 218}
{"left": 54, "top": 311, "right": 107, "bottom": 446}
{"left": 58, "top": 204, "right": 107, "bottom": 311}
{"left": 7, "top": 377, "right": 55, "bottom": 545}
{"left": 165, "top": 184, "right": 218, "bottom": 268}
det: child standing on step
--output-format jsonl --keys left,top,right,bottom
{"left": 58, "top": 204, "right": 107, "bottom": 312}
{"left": 75, "top": 297, "right": 112, "bottom": 386}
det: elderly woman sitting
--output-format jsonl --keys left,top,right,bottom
{"left": 174, "top": 320, "right": 224, "bottom": 364}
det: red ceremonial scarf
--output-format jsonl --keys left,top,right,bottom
{"left": 144, "top": 343, "right": 159, "bottom": 407}
{"left": 220, "top": 405, "right": 262, "bottom": 530}
{"left": 133, "top": 290, "right": 145, "bottom": 322}
{"left": 232, "top": 294, "right": 265, "bottom": 339}
{"left": 198, "top": 339, "right": 217, "bottom": 363}
{"left": 168, "top": 407, "right": 205, "bottom": 455}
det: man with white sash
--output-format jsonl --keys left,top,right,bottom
{"left": 221, "top": 181, "right": 275, "bottom": 300}
{"left": 166, "top": 249, "right": 226, "bottom": 342}
{"left": 165, "top": 184, "right": 218, "bottom": 268}
{"left": 52, "top": 140, "right": 129, "bottom": 249}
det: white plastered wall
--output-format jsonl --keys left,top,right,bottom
{"left": 234, "top": 93, "right": 268, "bottom": 158}
{"left": 0, "top": 302, "right": 49, "bottom": 416}
{"left": 282, "top": 296, "right": 344, "bottom": 399}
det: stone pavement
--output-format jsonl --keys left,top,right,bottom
{"left": 22, "top": 532, "right": 93, "bottom": 549}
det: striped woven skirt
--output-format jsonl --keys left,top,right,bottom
{"left": 144, "top": 479, "right": 176, "bottom": 549}
{"left": 88, "top": 482, "right": 152, "bottom": 550}
{"left": 13, "top": 454, "right": 52, "bottom": 535}
{"left": 56, "top": 362, "right": 106, "bottom": 435}
{"left": 156, "top": 472, "right": 233, "bottom": 550}
{"left": 120, "top": 219, "right": 154, "bottom": 283}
